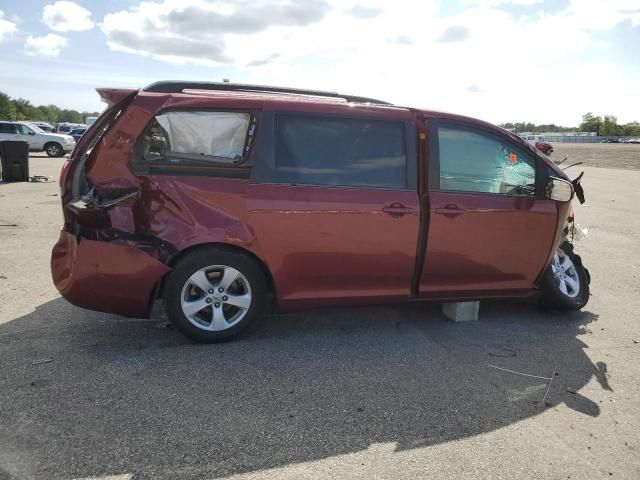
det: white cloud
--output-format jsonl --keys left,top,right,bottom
{"left": 564, "top": 0, "right": 640, "bottom": 30}
{"left": 101, "top": 0, "right": 333, "bottom": 65}
{"left": 43, "top": 1, "right": 94, "bottom": 32}
{"left": 463, "top": 0, "right": 542, "bottom": 5}
{"left": 25, "top": 33, "right": 68, "bottom": 57}
{"left": 96, "top": 0, "right": 640, "bottom": 125}
{"left": 0, "top": 10, "right": 17, "bottom": 42}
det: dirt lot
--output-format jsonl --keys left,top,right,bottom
{"left": 1, "top": 153, "right": 639, "bottom": 479}
{"left": 551, "top": 142, "right": 640, "bottom": 170}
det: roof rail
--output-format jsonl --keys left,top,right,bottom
{"left": 142, "top": 81, "right": 391, "bottom": 105}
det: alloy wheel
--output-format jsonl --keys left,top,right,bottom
{"left": 180, "top": 265, "right": 252, "bottom": 332}
{"left": 47, "top": 144, "right": 61, "bottom": 156}
{"left": 550, "top": 249, "right": 580, "bottom": 298}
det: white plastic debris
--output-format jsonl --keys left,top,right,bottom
{"left": 155, "top": 111, "right": 250, "bottom": 160}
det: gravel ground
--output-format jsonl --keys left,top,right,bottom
{"left": 550, "top": 143, "right": 640, "bottom": 170}
{"left": 0, "top": 154, "right": 639, "bottom": 480}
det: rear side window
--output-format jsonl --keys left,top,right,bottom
{"left": 140, "top": 111, "right": 254, "bottom": 165}
{"left": 0, "top": 123, "right": 18, "bottom": 134}
{"left": 273, "top": 114, "right": 407, "bottom": 189}
{"left": 437, "top": 127, "right": 536, "bottom": 196}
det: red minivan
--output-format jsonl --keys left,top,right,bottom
{"left": 51, "top": 82, "right": 590, "bottom": 342}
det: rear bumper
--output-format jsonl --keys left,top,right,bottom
{"left": 51, "top": 231, "right": 170, "bottom": 318}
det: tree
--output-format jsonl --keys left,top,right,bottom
{"left": 0, "top": 91, "right": 99, "bottom": 124}
{"left": 0, "top": 92, "right": 17, "bottom": 120}
{"left": 599, "top": 115, "right": 620, "bottom": 136}
{"left": 579, "top": 113, "right": 602, "bottom": 133}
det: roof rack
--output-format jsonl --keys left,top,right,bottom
{"left": 143, "top": 81, "right": 391, "bottom": 105}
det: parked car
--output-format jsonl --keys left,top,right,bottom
{"left": 56, "top": 122, "right": 84, "bottom": 134}
{"left": 51, "top": 82, "right": 590, "bottom": 342}
{"left": 0, "top": 121, "right": 75, "bottom": 157}
{"left": 601, "top": 138, "right": 620, "bottom": 143}
{"left": 27, "top": 121, "right": 55, "bottom": 133}
{"left": 69, "top": 127, "right": 87, "bottom": 143}
{"left": 520, "top": 134, "right": 553, "bottom": 155}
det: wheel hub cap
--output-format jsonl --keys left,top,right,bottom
{"left": 551, "top": 249, "right": 580, "bottom": 299}
{"left": 180, "top": 265, "right": 252, "bottom": 332}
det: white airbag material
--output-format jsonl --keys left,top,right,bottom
{"left": 156, "top": 111, "right": 249, "bottom": 161}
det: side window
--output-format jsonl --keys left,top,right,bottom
{"left": 16, "top": 124, "right": 31, "bottom": 135}
{"left": 273, "top": 114, "right": 406, "bottom": 189}
{"left": 437, "top": 126, "right": 536, "bottom": 196}
{"left": 0, "top": 123, "right": 18, "bottom": 134}
{"left": 138, "top": 111, "right": 255, "bottom": 165}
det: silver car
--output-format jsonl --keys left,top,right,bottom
{"left": 0, "top": 121, "right": 75, "bottom": 157}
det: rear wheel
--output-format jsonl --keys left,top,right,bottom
{"left": 163, "top": 247, "right": 267, "bottom": 342}
{"left": 44, "top": 142, "right": 63, "bottom": 157}
{"left": 541, "top": 242, "right": 590, "bottom": 311}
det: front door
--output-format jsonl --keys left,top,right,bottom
{"left": 249, "top": 110, "right": 420, "bottom": 308}
{"left": 420, "top": 120, "right": 558, "bottom": 294}
{"left": 15, "top": 123, "right": 39, "bottom": 150}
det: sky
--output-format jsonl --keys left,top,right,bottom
{"left": 0, "top": 0, "right": 638, "bottom": 126}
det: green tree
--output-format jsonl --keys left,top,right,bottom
{"left": 12, "top": 98, "right": 39, "bottom": 120}
{"left": 0, "top": 91, "right": 100, "bottom": 124}
{"left": 579, "top": 112, "right": 602, "bottom": 133}
{"left": 621, "top": 122, "right": 640, "bottom": 137}
{"left": 0, "top": 92, "right": 17, "bottom": 120}
{"left": 599, "top": 115, "right": 620, "bottom": 136}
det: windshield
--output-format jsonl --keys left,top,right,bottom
{"left": 27, "top": 123, "right": 44, "bottom": 133}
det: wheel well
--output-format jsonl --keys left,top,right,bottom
{"left": 44, "top": 141, "right": 61, "bottom": 148}
{"left": 154, "top": 242, "right": 277, "bottom": 311}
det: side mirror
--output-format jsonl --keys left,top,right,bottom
{"left": 28, "top": 130, "right": 35, "bottom": 136}
{"left": 546, "top": 176, "right": 574, "bottom": 202}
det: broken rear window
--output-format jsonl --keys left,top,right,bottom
{"left": 140, "top": 111, "right": 254, "bottom": 165}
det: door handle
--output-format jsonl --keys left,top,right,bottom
{"left": 435, "top": 204, "right": 464, "bottom": 217}
{"left": 382, "top": 202, "right": 414, "bottom": 216}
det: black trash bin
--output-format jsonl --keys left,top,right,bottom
{"left": 0, "top": 140, "right": 29, "bottom": 182}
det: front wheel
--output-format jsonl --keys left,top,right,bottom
{"left": 44, "top": 142, "right": 63, "bottom": 157}
{"left": 541, "top": 242, "right": 590, "bottom": 311}
{"left": 163, "top": 247, "right": 268, "bottom": 342}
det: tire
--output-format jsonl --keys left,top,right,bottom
{"left": 540, "top": 242, "right": 590, "bottom": 311}
{"left": 163, "top": 247, "right": 268, "bottom": 343}
{"left": 44, "top": 142, "right": 63, "bottom": 157}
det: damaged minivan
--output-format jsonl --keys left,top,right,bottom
{"left": 51, "top": 82, "right": 590, "bottom": 342}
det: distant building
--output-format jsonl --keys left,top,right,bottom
{"left": 537, "top": 131, "right": 597, "bottom": 137}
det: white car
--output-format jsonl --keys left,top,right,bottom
{"left": 0, "top": 121, "right": 75, "bottom": 157}
{"left": 26, "top": 121, "right": 55, "bottom": 133}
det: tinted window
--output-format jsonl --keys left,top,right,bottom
{"left": 274, "top": 115, "right": 406, "bottom": 189}
{"left": 139, "top": 111, "right": 253, "bottom": 165}
{"left": 438, "top": 127, "right": 536, "bottom": 196}
{"left": 0, "top": 123, "right": 18, "bottom": 134}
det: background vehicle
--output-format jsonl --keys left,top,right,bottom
{"left": 0, "top": 121, "right": 75, "bottom": 157}
{"left": 26, "top": 121, "right": 55, "bottom": 132}
{"left": 52, "top": 82, "right": 589, "bottom": 342}
{"left": 56, "top": 122, "right": 85, "bottom": 134}
{"left": 69, "top": 127, "right": 87, "bottom": 143}
{"left": 520, "top": 133, "right": 554, "bottom": 155}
